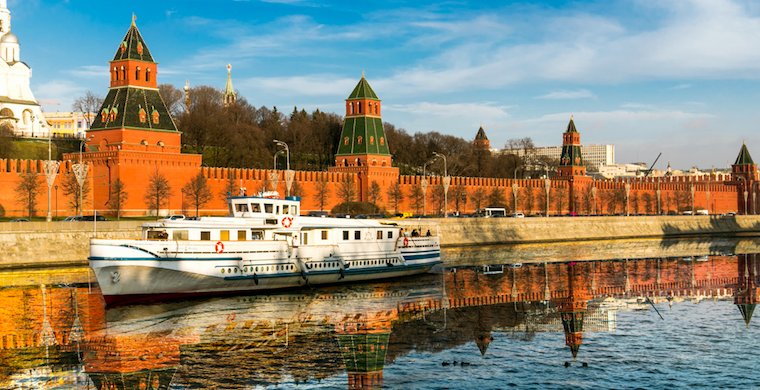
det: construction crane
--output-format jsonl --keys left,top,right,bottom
{"left": 643, "top": 152, "right": 662, "bottom": 177}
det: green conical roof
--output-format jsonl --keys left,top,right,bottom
{"left": 90, "top": 87, "right": 178, "bottom": 132}
{"left": 475, "top": 126, "right": 488, "bottom": 141}
{"left": 734, "top": 142, "right": 755, "bottom": 165}
{"left": 568, "top": 344, "right": 580, "bottom": 361}
{"left": 565, "top": 117, "right": 578, "bottom": 133}
{"left": 737, "top": 303, "right": 756, "bottom": 327}
{"left": 347, "top": 76, "right": 379, "bottom": 100}
{"left": 225, "top": 64, "right": 235, "bottom": 97}
{"left": 113, "top": 21, "right": 155, "bottom": 63}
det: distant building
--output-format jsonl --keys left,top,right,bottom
{"left": 502, "top": 143, "right": 615, "bottom": 168}
{"left": 0, "top": 0, "right": 49, "bottom": 138}
{"left": 44, "top": 112, "right": 92, "bottom": 138}
{"left": 474, "top": 126, "right": 490, "bottom": 150}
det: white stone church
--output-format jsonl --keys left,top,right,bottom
{"left": 0, "top": 0, "right": 49, "bottom": 138}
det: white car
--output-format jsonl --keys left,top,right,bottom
{"left": 159, "top": 214, "right": 186, "bottom": 221}
{"left": 510, "top": 212, "right": 525, "bottom": 218}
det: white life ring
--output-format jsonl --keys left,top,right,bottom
{"left": 282, "top": 216, "right": 293, "bottom": 228}
{"left": 215, "top": 241, "right": 224, "bottom": 253}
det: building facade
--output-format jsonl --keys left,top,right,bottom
{"left": 504, "top": 144, "right": 615, "bottom": 168}
{"left": 0, "top": 0, "right": 49, "bottom": 138}
{"left": 44, "top": 112, "right": 92, "bottom": 138}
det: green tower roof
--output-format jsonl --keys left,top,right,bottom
{"left": 113, "top": 20, "right": 155, "bottom": 63}
{"left": 737, "top": 303, "right": 756, "bottom": 327}
{"left": 225, "top": 64, "right": 235, "bottom": 97}
{"left": 347, "top": 76, "right": 379, "bottom": 100}
{"left": 565, "top": 116, "right": 578, "bottom": 133}
{"left": 734, "top": 142, "right": 755, "bottom": 165}
{"left": 475, "top": 126, "right": 488, "bottom": 141}
{"left": 90, "top": 87, "right": 178, "bottom": 132}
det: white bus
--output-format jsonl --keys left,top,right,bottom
{"left": 477, "top": 207, "right": 507, "bottom": 217}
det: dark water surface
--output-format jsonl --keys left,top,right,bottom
{"left": 2, "top": 237, "right": 760, "bottom": 389}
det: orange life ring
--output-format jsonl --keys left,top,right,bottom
{"left": 282, "top": 216, "right": 293, "bottom": 228}
{"left": 403, "top": 237, "right": 409, "bottom": 246}
{"left": 226, "top": 313, "right": 236, "bottom": 322}
{"left": 215, "top": 241, "right": 224, "bottom": 253}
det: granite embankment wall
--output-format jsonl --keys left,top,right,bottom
{"left": 2, "top": 216, "right": 760, "bottom": 268}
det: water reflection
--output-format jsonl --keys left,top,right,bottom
{"left": 1, "top": 239, "right": 760, "bottom": 388}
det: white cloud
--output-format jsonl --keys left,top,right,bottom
{"left": 67, "top": 65, "right": 109, "bottom": 79}
{"left": 668, "top": 84, "right": 691, "bottom": 90}
{"left": 385, "top": 102, "right": 512, "bottom": 119}
{"left": 526, "top": 110, "right": 714, "bottom": 123}
{"left": 33, "top": 80, "right": 87, "bottom": 111}
{"left": 243, "top": 75, "right": 358, "bottom": 96}
{"left": 535, "top": 89, "right": 596, "bottom": 99}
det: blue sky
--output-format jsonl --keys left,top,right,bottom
{"left": 10, "top": 0, "right": 760, "bottom": 170}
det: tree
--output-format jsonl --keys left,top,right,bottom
{"left": 368, "top": 181, "right": 383, "bottom": 210}
{"left": 430, "top": 184, "right": 446, "bottom": 215}
{"left": 582, "top": 185, "right": 594, "bottom": 215}
{"left": 61, "top": 171, "right": 90, "bottom": 215}
{"left": 487, "top": 187, "right": 506, "bottom": 208}
{"left": 159, "top": 83, "right": 185, "bottom": 119}
{"left": 554, "top": 186, "right": 568, "bottom": 215}
{"left": 631, "top": 191, "right": 640, "bottom": 214}
{"left": 290, "top": 180, "right": 305, "bottom": 201}
{"left": 386, "top": 181, "right": 404, "bottom": 213}
{"left": 472, "top": 187, "right": 487, "bottom": 211}
{"left": 219, "top": 175, "right": 238, "bottom": 203}
{"left": 642, "top": 192, "right": 654, "bottom": 214}
{"left": 337, "top": 175, "right": 357, "bottom": 204}
{"left": 107, "top": 178, "right": 129, "bottom": 220}
{"left": 184, "top": 171, "right": 213, "bottom": 217}
{"left": 607, "top": 187, "right": 626, "bottom": 214}
{"left": 0, "top": 123, "right": 14, "bottom": 159}
{"left": 143, "top": 170, "right": 172, "bottom": 218}
{"left": 409, "top": 186, "right": 424, "bottom": 214}
{"left": 72, "top": 91, "right": 104, "bottom": 128}
{"left": 452, "top": 185, "right": 467, "bottom": 214}
{"left": 521, "top": 187, "right": 534, "bottom": 214}
{"left": 314, "top": 175, "right": 331, "bottom": 211}
{"left": 15, "top": 174, "right": 42, "bottom": 220}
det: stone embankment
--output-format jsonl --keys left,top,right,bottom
{"left": 1, "top": 215, "right": 760, "bottom": 268}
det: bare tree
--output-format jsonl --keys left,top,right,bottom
{"left": 315, "top": 176, "right": 331, "bottom": 211}
{"left": 159, "top": 83, "right": 185, "bottom": 119}
{"left": 184, "top": 171, "right": 213, "bottom": 217}
{"left": 521, "top": 187, "right": 534, "bottom": 214}
{"left": 219, "top": 175, "right": 238, "bottom": 203}
{"left": 14, "top": 174, "right": 42, "bottom": 220}
{"left": 452, "top": 185, "right": 467, "bottom": 214}
{"left": 290, "top": 180, "right": 305, "bottom": 201}
{"left": 642, "top": 192, "right": 654, "bottom": 214}
{"left": 409, "top": 185, "right": 424, "bottom": 215}
{"left": 386, "top": 181, "right": 404, "bottom": 213}
{"left": 337, "top": 174, "right": 357, "bottom": 204}
{"left": 72, "top": 91, "right": 104, "bottom": 128}
{"left": 487, "top": 187, "right": 506, "bottom": 208}
{"left": 107, "top": 178, "right": 129, "bottom": 220}
{"left": 61, "top": 172, "right": 89, "bottom": 215}
{"left": 143, "top": 170, "right": 172, "bottom": 218}
{"left": 368, "top": 181, "right": 383, "bottom": 210}
{"left": 554, "top": 186, "right": 568, "bottom": 215}
{"left": 472, "top": 187, "right": 487, "bottom": 211}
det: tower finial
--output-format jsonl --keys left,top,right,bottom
{"left": 362, "top": 71, "right": 366, "bottom": 78}
{"left": 571, "top": 115, "right": 573, "bottom": 120}
{"left": 132, "top": 14, "right": 136, "bottom": 26}
{"left": 227, "top": 63, "right": 232, "bottom": 73}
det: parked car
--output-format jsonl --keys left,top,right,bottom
{"left": 307, "top": 211, "right": 328, "bottom": 218}
{"left": 160, "top": 214, "right": 186, "bottom": 221}
{"left": 9, "top": 218, "right": 29, "bottom": 222}
{"left": 332, "top": 213, "right": 351, "bottom": 218}
{"left": 79, "top": 215, "right": 108, "bottom": 221}
{"left": 509, "top": 212, "right": 525, "bottom": 218}
{"left": 62, "top": 216, "right": 83, "bottom": 222}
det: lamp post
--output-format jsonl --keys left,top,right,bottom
{"left": 181, "top": 188, "right": 185, "bottom": 216}
{"left": 433, "top": 152, "right": 449, "bottom": 218}
{"left": 274, "top": 140, "right": 294, "bottom": 197}
{"left": 42, "top": 117, "right": 59, "bottom": 222}
{"left": 73, "top": 135, "right": 93, "bottom": 215}
{"left": 422, "top": 158, "right": 435, "bottom": 216}
{"left": 54, "top": 185, "right": 58, "bottom": 220}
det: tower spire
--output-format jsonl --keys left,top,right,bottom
{"left": 223, "top": 64, "right": 237, "bottom": 107}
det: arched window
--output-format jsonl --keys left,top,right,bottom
{"left": 375, "top": 103, "right": 378, "bottom": 114}
{"left": 146, "top": 68, "right": 151, "bottom": 82}
{"left": 152, "top": 110, "right": 159, "bottom": 124}
{"left": 370, "top": 136, "right": 374, "bottom": 145}
{"left": 349, "top": 103, "right": 353, "bottom": 115}
{"left": 138, "top": 108, "right": 146, "bottom": 123}
{"left": 121, "top": 66, "right": 126, "bottom": 81}
{"left": 141, "top": 140, "right": 149, "bottom": 146}
{"left": 112, "top": 67, "right": 117, "bottom": 81}
{"left": 379, "top": 137, "right": 384, "bottom": 146}
{"left": 342, "top": 159, "right": 348, "bottom": 167}
{"left": 135, "top": 67, "right": 141, "bottom": 81}
{"left": 357, "top": 136, "right": 362, "bottom": 145}
{"left": 344, "top": 137, "right": 349, "bottom": 145}
{"left": 358, "top": 102, "right": 362, "bottom": 114}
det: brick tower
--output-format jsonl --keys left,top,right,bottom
{"left": 556, "top": 262, "right": 591, "bottom": 361}
{"left": 474, "top": 126, "right": 490, "bottom": 150}
{"left": 557, "top": 116, "right": 585, "bottom": 177}
{"left": 328, "top": 74, "right": 399, "bottom": 202}
{"left": 731, "top": 142, "right": 758, "bottom": 182}
{"left": 63, "top": 19, "right": 201, "bottom": 216}
{"left": 734, "top": 254, "right": 759, "bottom": 327}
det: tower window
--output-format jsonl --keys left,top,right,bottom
{"left": 152, "top": 110, "right": 160, "bottom": 124}
{"left": 357, "top": 136, "right": 362, "bottom": 145}
{"left": 139, "top": 108, "right": 146, "bottom": 123}
{"left": 380, "top": 137, "right": 384, "bottom": 146}
{"left": 344, "top": 137, "right": 349, "bottom": 145}
{"left": 121, "top": 66, "right": 126, "bottom": 81}
{"left": 137, "top": 42, "right": 144, "bottom": 55}
{"left": 349, "top": 103, "right": 354, "bottom": 115}
{"left": 358, "top": 102, "right": 362, "bottom": 114}
{"left": 135, "top": 67, "right": 141, "bottom": 81}
{"left": 370, "top": 136, "right": 374, "bottom": 145}
{"left": 146, "top": 68, "right": 151, "bottom": 82}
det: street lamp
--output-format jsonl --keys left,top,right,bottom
{"left": 273, "top": 149, "right": 284, "bottom": 170}
{"left": 180, "top": 188, "right": 185, "bottom": 216}
{"left": 273, "top": 140, "right": 293, "bottom": 197}
{"left": 43, "top": 117, "right": 60, "bottom": 222}
{"left": 73, "top": 135, "right": 94, "bottom": 215}
{"left": 422, "top": 157, "right": 436, "bottom": 216}
{"left": 433, "top": 152, "right": 449, "bottom": 218}
{"left": 54, "top": 185, "right": 58, "bottom": 220}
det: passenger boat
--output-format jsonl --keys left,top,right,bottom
{"left": 89, "top": 193, "right": 441, "bottom": 305}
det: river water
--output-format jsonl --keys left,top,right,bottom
{"left": 1, "top": 237, "right": 759, "bottom": 389}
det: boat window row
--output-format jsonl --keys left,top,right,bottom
{"left": 234, "top": 202, "right": 298, "bottom": 216}
{"left": 148, "top": 229, "right": 265, "bottom": 241}
{"left": 341, "top": 230, "right": 395, "bottom": 241}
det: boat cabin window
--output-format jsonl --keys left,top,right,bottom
{"left": 274, "top": 233, "right": 291, "bottom": 241}
{"left": 276, "top": 205, "right": 280, "bottom": 214}
{"left": 264, "top": 204, "right": 273, "bottom": 213}
{"left": 321, "top": 230, "right": 328, "bottom": 240}
{"left": 291, "top": 206, "right": 298, "bottom": 215}
{"left": 238, "top": 230, "right": 246, "bottom": 240}
{"left": 252, "top": 203, "right": 261, "bottom": 212}
{"left": 173, "top": 230, "right": 188, "bottom": 240}
{"left": 377, "top": 230, "right": 383, "bottom": 239}
{"left": 354, "top": 231, "right": 361, "bottom": 240}
{"left": 220, "top": 230, "right": 229, "bottom": 241}
{"left": 147, "top": 230, "right": 162, "bottom": 239}
{"left": 302, "top": 233, "right": 308, "bottom": 245}
{"left": 201, "top": 231, "right": 211, "bottom": 240}
{"left": 283, "top": 205, "right": 289, "bottom": 214}
{"left": 251, "top": 230, "right": 263, "bottom": 240}
{"left": 235, "top": 204, "right": 249, "bottom": 213}
{"left": 387, "top": 231, "right": 393, "bottom": 239}
{"left": 343, "top": 231, "right": 349, "bottom": 240}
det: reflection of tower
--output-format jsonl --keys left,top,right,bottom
{"left": 734, "top": 254, "right": 759, "bottom": 327}
{"left": 336, "top": 311, "right": 393, "bottom": 390}
{"left": 556, "top": 262, "right": 591, "bottom": 361}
